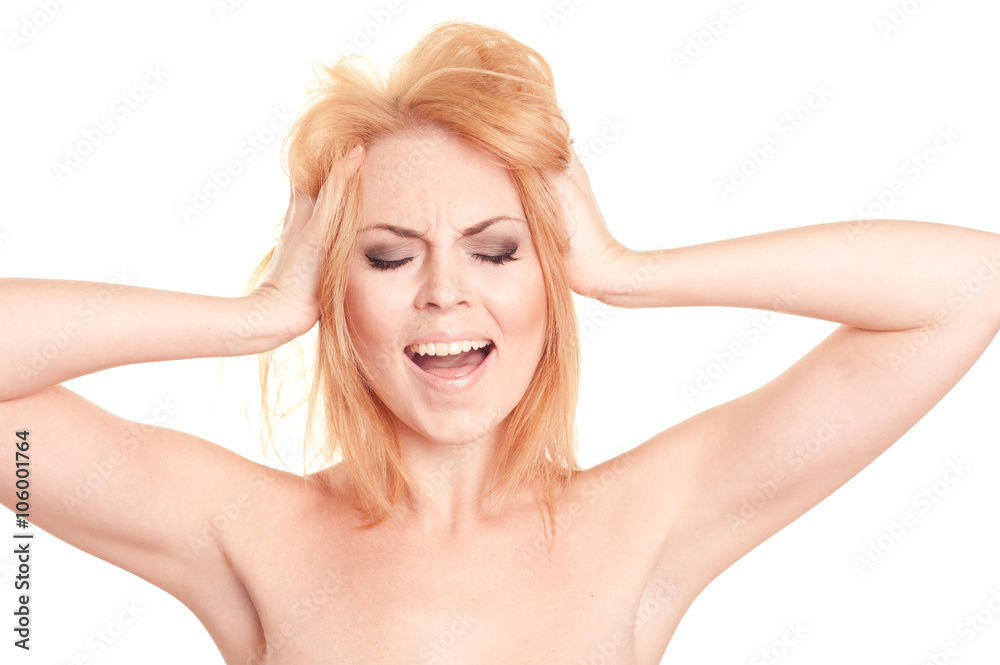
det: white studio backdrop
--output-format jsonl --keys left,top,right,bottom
{"left": 2, "top": 1, "right": 999, "bottom": 663}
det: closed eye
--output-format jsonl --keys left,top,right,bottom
{"left": 366, "top": 255, "right": 414, "bottom": 271}
{"left": 365, "top": 248, "right": 520, "bottom": 271}
{"left": 473, "top": 248, "right": 519, "bottom": 265}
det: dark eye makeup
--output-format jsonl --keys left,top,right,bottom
{"left": 364, "top": 247, "right": 520, "bottom": 271}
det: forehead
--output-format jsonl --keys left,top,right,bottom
{"left": 358, "top": 127, "right": 524, "bottom": 228}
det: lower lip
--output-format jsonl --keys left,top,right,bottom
{"left": 405, "top": 345, "right": 496, "bottom": 393}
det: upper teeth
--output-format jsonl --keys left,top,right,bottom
{"left": 407, "top": 340, "right": 492, "bottom": 356}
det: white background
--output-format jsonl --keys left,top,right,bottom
{"left": 2, "top": 0, "right": 999, "bottom": 663}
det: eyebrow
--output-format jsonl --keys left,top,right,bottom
{"left": 360, "top": 215, "right": 526, "bottom": 238}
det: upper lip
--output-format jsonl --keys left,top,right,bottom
{"left": 405, "top": 331, "right": 494, "bottom": 347}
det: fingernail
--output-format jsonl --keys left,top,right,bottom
{"left": 349, "top": 144, "right": 364, "bottom": 159}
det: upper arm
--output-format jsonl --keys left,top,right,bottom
{"left": 0, "top": 384, "right": 270, "bottom": 652}
{"left": 633, "top": 307, "right": 1000, "bottom": 587}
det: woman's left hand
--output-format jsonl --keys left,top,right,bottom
{"left": 551, "top": 134, "right": 632, "bottom": 301}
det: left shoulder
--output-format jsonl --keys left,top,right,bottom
{"left": 560, "top": 443, "right": 686, "bottom": 574}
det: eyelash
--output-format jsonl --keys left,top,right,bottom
{"left": 365, "top": 249, "right": 520, "bottom": 271}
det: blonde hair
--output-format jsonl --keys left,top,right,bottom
{"left": 246, "top": 21, "right": 581, "bottom": 529}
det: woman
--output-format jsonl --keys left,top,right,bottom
{"left": 3, "top": 20, "right": 998, "bottom": 664}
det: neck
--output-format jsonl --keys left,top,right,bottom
{"left": 393, "top": 421, "right": 516, "bottom": 533}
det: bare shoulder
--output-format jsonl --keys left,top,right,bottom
{"left": 196, "top": 458, "right": 335, "bottom": 661}
{"left": 565, "top": 442, "right": 679, "bottom": 556}
{"left": 557, "top": 443, "right": 706, "bottom": 659}
{"left": 0, "top": 384, "right": 325, "bottom": 661}
{"left": 217, "top": 461, "right": 360, "bottom": 586}
{"left": 600, "top": 413, "right": 739, "bottom": 587}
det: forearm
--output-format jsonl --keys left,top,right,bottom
{"left": 1, "top": 279, "right": 279, "bottom": 401}
{"left": 600, "top": 219, "right": 1000, "bottom": 330}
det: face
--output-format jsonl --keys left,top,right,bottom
{"left": 345, "top": 126, "right": 548, "bottom": 448}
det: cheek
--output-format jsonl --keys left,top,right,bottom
{"left": 345, "top": 279, "right": 399, "bottom": 365}
{"left": 495, "top": 261, "right": 548, "bottom": 348}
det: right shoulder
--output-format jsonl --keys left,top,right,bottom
{"left": 0, "top": 385, "right": 321, "bottom": 659}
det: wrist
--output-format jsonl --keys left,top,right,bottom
{"left": 592, "top": 248, "right": 669, "bottom": 308}
{"left": 223, "top": 290, "right": 309, "bottom": 355}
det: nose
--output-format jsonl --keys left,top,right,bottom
{"left": 414, "top": 249, "right": 472, "bottom": 310}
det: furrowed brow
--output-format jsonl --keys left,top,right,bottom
{"left": 361, "top": 215, "right": 525, "bottom": 238}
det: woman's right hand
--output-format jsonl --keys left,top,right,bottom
{"left": 250, "top": 145, "right": 365, "bottom": 346}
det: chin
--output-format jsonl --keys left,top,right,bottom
{"left": 397, "top": 407, "right": 509, "bottom": 448}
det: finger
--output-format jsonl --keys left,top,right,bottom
{"left": 279, "top": 145, "right": 365, "bottom": 239}
{"left": 326, "top": 144, "right": 366, "bottom": 196}
{"left": 283, "top": 187, "right": 316, "bottom": 234}
{"left": 566, "top": 143, "right": 582, "bottom": 168}
{"left": 313, "top": 144, "right": 366, "bottom": 220}
{"left": 549, "top": 113, "right": 570, "bottom": 140}
{"left": 284, "top": 171, "right": 316, "bottom": 214}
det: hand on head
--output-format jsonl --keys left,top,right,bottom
{"left": 549, "top": 120, "right": 630, "bottom": 301}
{"left": 252, "top": 145, "right": 366, "bottom": 344}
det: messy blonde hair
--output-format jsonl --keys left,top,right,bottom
{"left": 246, "top": 20, "right": 581, "bottom": 529}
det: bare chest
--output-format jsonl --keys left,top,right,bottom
{"left": 232, "top": 500, "right": 685, "bottom": 665}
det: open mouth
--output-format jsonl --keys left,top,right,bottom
{"left": 404, "top": 340, "right": 495, "bottom": 380}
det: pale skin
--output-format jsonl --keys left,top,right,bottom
{"left": 3, "top": 124, "right": 1000, "bottom": 664}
